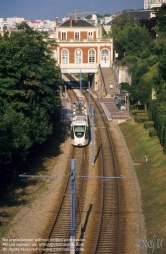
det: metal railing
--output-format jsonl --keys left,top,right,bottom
{"left": 98, "top": 64, "right": 107, "bottom": 96}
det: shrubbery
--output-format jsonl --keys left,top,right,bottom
{"left": 144, "top": 121, "right": 154, "bottom": 129}
{"left": 149, "top": 129, "right": 157, "bottom": 137}
{"left": 134, "top": 116, "right": 149, "bottom": 123}
{"left": 149, "top": 100, "right": 166, "bottom": 153}
{"left": 132, "top": 110, "right": 146, "bottom": 115}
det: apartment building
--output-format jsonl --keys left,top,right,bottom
{"left": 144, "top": 0, "right": 165, "bottom": 9}
{"left": 7, "top": 17, "right": 24, "bottom": 24}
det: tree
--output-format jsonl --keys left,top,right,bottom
{"left": 0, "top": 23, "right": 63, "bottom": 179}
{"left": 154, "top": 3, "right": 166, "bottom": 38}
{"left": 111, "top": 18, "right": 153, "bottom": 59}
{"left": 158, "top": 42, "right": 166, "bottom": 81}
{"left": 139, "top": 18, "right": 157, "bottom": 39}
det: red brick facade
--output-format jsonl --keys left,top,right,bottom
{"left": 54, "top": 18, "right": 113, "bottom": 71}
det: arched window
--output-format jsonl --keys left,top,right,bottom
{"left": 75, "top": 49, "right": 82, "bottom": 64}
{"left": 62, "top": 49, "right": 69, "bottom": 64}
{"left": 100, "top": 49, "right": 109, "bottom": 67}
{"left": 101, "top": 49, "right": 109, "bottom": 59}
{"left": 89, "top": 49, "right": 95, "bottom": 63}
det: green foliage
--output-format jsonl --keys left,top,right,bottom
{"left": 111, "top": 20, "right": 153, "bottom": 59}
{"left": 129, "top": 105, "right": 137, "bottom": 110}
{"left": 134, "top": 115, "right": 149, "bottom": 123}
{"left": 148, "top": 100, "right": 166, "bottom": 152}
{"left": 146, "top": 55, "right": 158, "bottom": 67}
{"left": 158, "top": 42, "right": 166, "bottom": 81}
{"left": 134, "top": 65, "right": 158, "bottom": 105}
{"left": 0, "top": 24, "right": 63, "bottom": 178}
{"left": 144, "top": 121, "right": 154, "bottom": 129}
{"left": 119, "top": 82, "right": 130, "bottom": 90}
{"left": 132, "top": 110, "right": 146, "bottom": 115}
{"left": 0, "top": 102, "right": 32, "bottom": 166}
{"left": 149, "top": 129, "right": 157, "bottom": 137}
{"left": 154, "top": 3, "right": 166, "bottom": 38}
{"left": 139, "top": 18, "right": 157, "bottom": 39}
{"left": 121, "top": 55, "right": 138, "bottom": 65}
{"left": 110, "top": 4, "right": 166, "bottom": 114}
{"left": 125, "top": 62, "right": 159, "bottom": 110}
{"left": 157, "top": 89, "right": 166, "bottom": 102}
{"left": 132, "top": 62, "right": 149, "bottom": 85}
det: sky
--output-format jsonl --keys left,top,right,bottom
{"left": 0, "top": 0, "right": 144, "bottom": 21}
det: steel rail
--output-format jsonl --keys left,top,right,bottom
{"left": 93, "top": 95, "right": 121, "bottom": 254}
{"left": 41, "top": 149, "right": 73, "bottom": 254}
{"left": 81, "top": 89, "right": 121, "bottom": 253}
{"left": 40, "top": 87, "right": 88, "bottom": 254}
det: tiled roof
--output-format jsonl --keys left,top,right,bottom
{"left": 59, "top": 19, "right": 95, "bottom": 27}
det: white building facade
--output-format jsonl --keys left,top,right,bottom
{"left": 144, "top": 0, "right": 165, "bottom": 9}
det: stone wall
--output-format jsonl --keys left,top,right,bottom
{"left": 112, "top": 64, "right": 132, "bottom": 85}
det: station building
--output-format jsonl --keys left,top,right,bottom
{"left": 51, "top": 15, "right": 113, "bottom": 89}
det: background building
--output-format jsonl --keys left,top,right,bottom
{"left": 144, "top": 0, "right": 165, "bottom": 9}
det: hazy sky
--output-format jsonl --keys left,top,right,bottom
{"left": 0, "top": 0, "right": 144, "bottom": 21}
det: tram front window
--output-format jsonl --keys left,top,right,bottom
{"left": 74, "top": 126, "right": 85, "bottom": 138}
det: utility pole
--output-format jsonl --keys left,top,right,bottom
{"left": 70, "top": 159, "right": 76, "bottom": 254}
{"left": 88, "top": 81, "right": 90, "bottom": 117}
{"left": 91, "top": 106, "right": 95, "bottom": 166}
{"left": 80, "top": 70, "right": 82, "bottom": 95}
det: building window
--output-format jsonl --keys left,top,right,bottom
{"left": 75, "top": 49, "right": 82, "bottom": 64}
{"left": 75, "top": 32, "right": 79, "bottom": 40}
{"left": 62, "top": 49, "right": 69, "bottom": 64}
{"left": 88, "top": 32, "right": 93, "bottom": 40}
{"left": 62, "top": 32, "right": 66, "bottom": 40}
{"left": 101, "top": 49, "right": 109, "bottom": 61}
{"left": 89, "top": 49, "right": 95, "bottom": 63}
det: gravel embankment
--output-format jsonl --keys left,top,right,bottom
{"left": 2, "top": 122, "right": 147, "bottom": 254}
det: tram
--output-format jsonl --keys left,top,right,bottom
{"left": 71, "top": 101, "right": 89, "bottom": 146}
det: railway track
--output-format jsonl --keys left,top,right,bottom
{"left": 40, "top": 74, "right": 124, "bottom": 253}
{"left": 40, "top": 148, "right": 88, "bottom": 254}
{"left": 91, "top": 95, "right": 121, "bottom": 254}
{"left": 63, "top": 87, "right": 122, "bottom": 253}
{"left": 40, "top": 83, "right": 89, "bottom": 254}
{"left": 67, "top": 83, "right": 122, "bottom": 253}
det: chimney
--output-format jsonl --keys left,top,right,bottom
{"left": 56, "top": 17, "right": 58, "bottom": 27}
{"left": 70, "top": 17, "right": 72, "bottom": 27}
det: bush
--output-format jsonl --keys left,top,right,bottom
{"left": 121, "top": 55, "right": 138, "bottom": 65}
{"left": 132, "top": 110, "right": 146, "bottom": 115}
{"left": 163, "top": 147, "right": 166, "bottom": 154}
{"left": 144, "top": 121, "right": 154, "bottom": 129}
{"left": 149, "top": 129, "right": 157, "bottom": 137}
{"left": 146, "top": 55, "right": 158, "bottom": 67}
{"left": 134, "top": 116, "right": 149, "bottom": 123}
{"left": 130, "top": 105, "right": 137, "bottom": 110}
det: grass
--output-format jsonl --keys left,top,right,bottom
{"left": 75, "top": 73, "right": 88, "bottom": 81}
{"left": 119, "top": 120, "right": 166, "bottom": 253}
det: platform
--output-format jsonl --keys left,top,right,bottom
{"left": 62, "top": 90, "right": 130, "bottom": 124}
{"left": 99, "top": 98, "right": 129, "bottom": 123}
{"left": 61, "top": 98, "right": 72, "bottom": 122}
